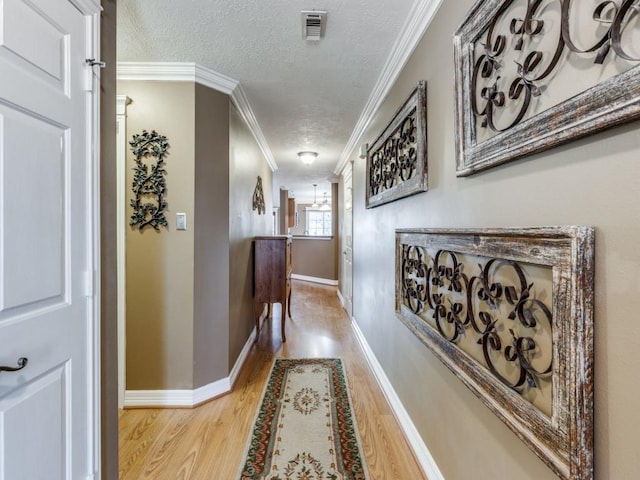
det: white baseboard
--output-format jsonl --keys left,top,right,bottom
{"left": 230, "top": 325, "right": 257, "bottom": 388}
{"left": 291, "top": 273, "right": 339, "bottom": 286}
{"left": 351, "top": 318, "right": 445, "bottom": 480}
{"left": 124, "top": 380, "right": 229, "bottom": 407}
{"left": 124, "top": 325, "right": 257, "bottom": 408}
{"left": 337, "top": 288, "right": 345, "bottom": 307}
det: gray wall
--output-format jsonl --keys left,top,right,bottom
{"left": 228, "top": 104, "right": 273, "bottom": 364}
{"left": 100, "top": 1, "right": 118, "bottom": 478}
{"left": 193, "top": 84, "right": 231, "bottom": 388}
{"left": 351, "top": 1, "right": 640, "bottom": 479}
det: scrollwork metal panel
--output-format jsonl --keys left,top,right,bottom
{"left": 454, "top": 0, "right": 640, "bottom": 176}
{"left": 252, "top": 176, "right": 266, "bottom": 214}
{"left": 395, "top": 227, "right": 594, "bottom": 480}
{"left": 129, "top": 130, "right": 169, "bottom": 231}
{"left": 366, "top": 81, "right": 427, "bottom": 208}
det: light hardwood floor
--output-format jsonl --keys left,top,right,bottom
{"left": 118, "top": 280, "right": 428, "bottom": 479}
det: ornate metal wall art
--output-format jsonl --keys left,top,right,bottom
{"left": 366, "top": 81, "right": 427, "bottom": 208}
{"left": 129, "top": 130, "right": 169, "bottom": 231}
{"left": 395, "top": 227, "right": 594, "bottom": 480}
{"left": 252, "top": 176, "right": 266, "bottom": 214}
{"left": 454, "top": 0, "right": 640, "bottom": 176}
{"left": 402, "top": 247, "right": 553, "bottom": 408}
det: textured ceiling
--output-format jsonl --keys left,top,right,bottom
{"left": 117, "top": 0, "right": 419, "bottom": 201}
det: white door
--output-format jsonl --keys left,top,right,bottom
{"left": 0, "top": 1, "right": 99, "bottom": 479}
{"left": 341, "top": 163, "right": 353, "bottom": 318}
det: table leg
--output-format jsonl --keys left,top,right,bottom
{"left": 281, "top": 300, "right": 287, "bottom": 342}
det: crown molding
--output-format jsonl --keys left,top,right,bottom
{"left": 117, "top": 62, "right": 277, "bottom": 171}
{"left": 231, "top": 84, "right": 278, "bottom": 171}
{"left": 333, "top": 0, "right": 444, "bottom": 175}
{"left": 116, "top": 62, "right": 238, "bottom": 94}
{"left": 69, "top": 0, "right": 101, "bottom": 14}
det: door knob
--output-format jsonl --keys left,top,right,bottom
{"left": 0, "top": 357, "right": 28, "bottom": 373}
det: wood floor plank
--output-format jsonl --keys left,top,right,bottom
{"left": 118, "top": 280, "right": 428, "bottom": 479}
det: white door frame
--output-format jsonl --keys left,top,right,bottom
{"left": 339, "top": 161, "right": 353, "bottom": 317}
{"left": 74, "top": 0, "right": 102, "bottom": 476}
{"left": 81, "top": 3, "right": 102, "bottom": 477}
{"left": 116, "top": 96, "right": 131, "bottom": 409}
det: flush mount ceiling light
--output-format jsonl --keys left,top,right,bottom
{"left": 298, "top": 151, "right": 318, "bottom": 165}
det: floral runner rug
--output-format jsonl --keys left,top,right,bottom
{"left": 236, "top": 358, "right": 370, "bottom": 480}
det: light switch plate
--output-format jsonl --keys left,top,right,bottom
{"left": 176, "top": 213, "right": 187, "bottom": 230}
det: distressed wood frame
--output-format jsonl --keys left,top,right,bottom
{"left": 454, "top": 0, "right": 640, "bottom": 176}
{"left": 366, "top": 81, "right": 427, "bottom": 208}
{"left": 395, "top": 227, "right": 594, "bottom": 480}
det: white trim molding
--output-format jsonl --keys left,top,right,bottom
{"left": 333, "top": 0, "right": 444, "bottom": 175}
{"left": 230, "top": 84, "right": 277, "bottom": 171}
{"left": 87, "top": 9, "right": 102, "bottom": 479}
{"left": 230, "top": 325, "right": 257, "bottom": 388}
{"left": 117, "top": 61, "right": 238, "bottom": 93}
{"left": 124, "top": 326, "right": 257, "bottom": 408}
{"left": 291, "top": 273, "right": 339, "bottom": 286}
{"left": 116, "top": 62, "right": 277, "bottom": 171}
{"left": 116, "top": 95, "right": 131, "bottom": 410}
{"left": 351, "top": 318, "right": 445, "bottom": 480}
{"left": 69, "top": 0, "right": 101, "bottom": 14}
{"left": 124, "top": 378, "right": 231, "bottom": 408}
{"left": 336, "top": 288, "right": 345, "bottom": 307}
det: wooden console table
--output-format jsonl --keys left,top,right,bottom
{"left": 253, "top": 235, "right": 292, "bottom": 341}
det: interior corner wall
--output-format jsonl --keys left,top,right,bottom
{"left": 352, "top": 1, "right": 640, "bottom": 479}
{"left": 193, "top": 84, "right": 230, "bottom": 388}
{"left": 118, "top": 80, "right": 196, "bottom": 390}
{"left": 228, "top": 103, "right": 273, "bottom": 365}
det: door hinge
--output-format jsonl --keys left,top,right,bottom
{"left": 84, "top": 59, "right": 106, "bottom": 92}
{"left": 85, "top": 58, "right": 106, "bottom": 68}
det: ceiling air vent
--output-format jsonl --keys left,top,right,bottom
{"left": 301, "top": 10, "right": 327, "bottom": 41}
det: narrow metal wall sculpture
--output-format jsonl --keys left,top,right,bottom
{"left": 366, "top": 81, "right": 427, "bottom": 208}
{"left": 129, "top": 130, "right": 169, "bottom": 231}
{"left": 454, "top": 0, "right": 640, "bottom": 176}
{"left": 396, "top": 227, "right": 594, "bottom": 480}
{"left": 252, "top": 176, "right": 266, "bottom": 214}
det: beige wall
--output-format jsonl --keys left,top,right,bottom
{"left": 120, "top": 80, "right": 196, "bottom": 390}
{"left": 291, "top": 238, "right": 336, "bottom": 280}
{"left": 351, "top": 1, "right": 640, "bottom": 479}
{"left": 117, "top": 79, "right": 273, "bottom": 392}
{"left": 193, "top": 84, "right": 230, "bottom": 388}
{"left": 228, "top": 104, "right": 273, "bottom": 364}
